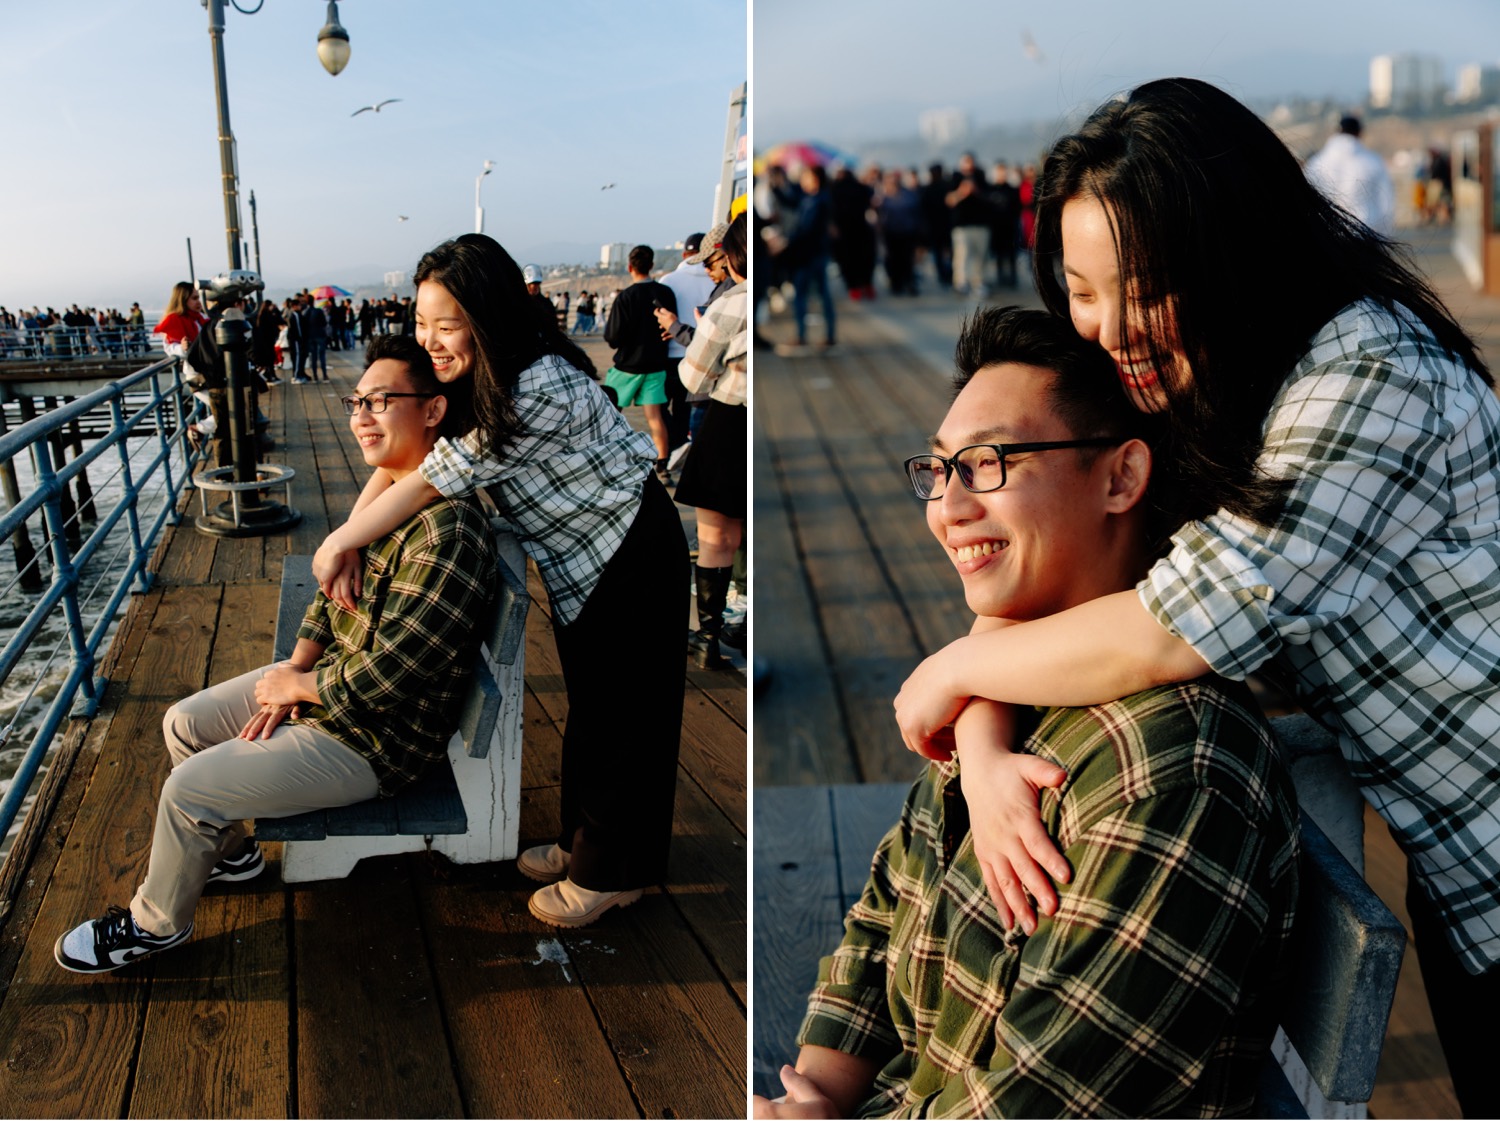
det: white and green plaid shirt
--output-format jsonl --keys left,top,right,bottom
{"left": 418, "top": 352, "right": 657, "bottom": 626}
{"left": 1142, "top": 299, "right": 1500, "bottom": 974}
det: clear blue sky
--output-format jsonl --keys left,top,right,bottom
{"left": 755, "top": 0, "right": 1500, "bottom": 144}
{"left": 0, "top": 0, "right": 746, "bottom": 311}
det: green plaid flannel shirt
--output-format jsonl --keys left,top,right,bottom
{"left": 1141, "top": 300, "right": 1500, "bottom": 974}
{"left": 799, "top": 679, "right": 1300, "bottom": 1118}
{"left": 296, "top": 496, "right": 495, "bottom": 796}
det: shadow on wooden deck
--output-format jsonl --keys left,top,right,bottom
{"left": 0, "top": 348, "right": 747, "bottom": 1118}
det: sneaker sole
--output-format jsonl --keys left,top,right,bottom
{"left": 528, "top": 888, "right": 643, "bottom": 929}
{"left": 206, "top": 860, "right": 265, "bottom": 885}
{"left": 53, "top": 923, "right": 193, "bottom": 973}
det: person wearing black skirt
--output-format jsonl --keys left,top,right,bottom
{"left": 674, "top": 213, "right": 749, "bottom": 670}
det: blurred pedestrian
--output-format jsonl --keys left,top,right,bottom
{"left": 1305, "top": 115, "right": 1395, "bottom": 236}
{"left": 674, "top": 214, "right": 748, "bottom": 670}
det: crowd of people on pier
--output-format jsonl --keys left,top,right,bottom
{"left": 752, "top": 154, "right": 1042, "bottom": 350}
{"left": 0, "top": 303, "right": 148, "bottom": 332}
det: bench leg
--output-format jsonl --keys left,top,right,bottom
{"left": 433, "top": 654, "right": 524, "bottom": 866}
{"left": 281, "top": 835, "right": 430, "bottom": 882}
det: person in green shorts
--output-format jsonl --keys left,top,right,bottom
{"left": 603, "top": 244, "right": 677, "bottom": 477}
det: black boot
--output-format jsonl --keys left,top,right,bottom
{"left": 689, "top": 564, "right": 732, "bottom": 670}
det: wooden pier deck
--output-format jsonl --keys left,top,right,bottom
{"left": 752, "top": 226, "right": 1491, "bottom": 1118}
{"left": 0, "top": 344, "right": 747, "bottom": 1118}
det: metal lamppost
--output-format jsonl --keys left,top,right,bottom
{"left": 475, "top": 159, "right": 495, "bottom": 234}
{"left": 194, "top": 0, "right": 351, "bottom": 537}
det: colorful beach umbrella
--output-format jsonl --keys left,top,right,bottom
{"left": 310, "top": 285, "right": 351, "bottom": 300}
{"left": 755, "top": 140, "right": 860, "bottom": 177}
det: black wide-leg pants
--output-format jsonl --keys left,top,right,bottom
{"left": 552, "top": 474, "right": 689, "bottom": 891}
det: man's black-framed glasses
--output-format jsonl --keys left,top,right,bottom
{"left": 904, "top": 438, "right": 1124, "bottom": 500}
{"left": 340, "top": 391, "right": 437, "bottom": 415}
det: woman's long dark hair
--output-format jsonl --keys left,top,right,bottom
{"left": 1035, "top": 77, "right": 1490, "bottom": 527}
{"left": 413, "top": 234, "right": 597, "bottom": 460}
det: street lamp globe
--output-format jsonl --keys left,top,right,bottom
{"left": 316, "top": 0, "right": 351, "bottom": 75}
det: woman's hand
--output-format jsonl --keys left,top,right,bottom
{"left": 239, "top": 703, "right": 298, "bottom": 742}
{"left": 312, "top": 534, "right": 362, "bottom": 611}
{"left": 893, "top": 644, "right": 971, "bottom": 759}
{"left": 954, "top": 700, "right": 1070, "bottom": 932}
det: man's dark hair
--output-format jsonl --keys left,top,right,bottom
{"left": 365, "top": 333, "right": 438, "bottom": 393}
{"left": 953, "top": 307, "right": 1144, "bottom": 442}
{"left": 1339, "top": 114, "right": 1362, "bottom": 137}
{"left": 628, "top": 245, "right": 654, "bottom": 274}
{"left": 953, "top": 308, "right": 1175, "bottom": 548}
{"left": 363, "top": 333, "right": 471, "bottom": 438}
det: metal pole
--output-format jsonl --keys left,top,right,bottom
{"left": 249, "top": 190, "right": 262, "bottom": 277}
{"left": 206, "top": 0, "right": 243, "bottom": 271}
{"left": 475, "top": 174, "right": 484, "bottom": 234}
{"left": 187, "top": 237, "right": 195, "bottom": 284}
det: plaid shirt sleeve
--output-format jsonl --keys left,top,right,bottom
{"left": 798, "top": 810, "right": 912, "bottom": 1064}
{"left": 679, "top": 285, "right": 747, "bottom": 406}
{"left": 901, "top": 790, "right": 1288, "bottom": 1118}
{"left": 418, "top": 382, "right": 577, "bottom": 496}
{"left": 1141, "top": 302, "right": 1473, "bottom": 679}
{"left": 800, "top": 685, "right": 1298, "bottom": 1118}
{"left": 297, "top": 590, "right": 334, "bottom": 647}
{"left": 313, "top": 506, "right": 493, "bottom": 733}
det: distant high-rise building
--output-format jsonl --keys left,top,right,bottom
{"left": 919, "top": 108, "right": 970, "bottom": 147}
{"left": 383, "top": 270, "right": 406, "bottom": 291}
{"left": 600, "top": 243, "right": 630, "bottom": 270}
{"left": 1456, "top": 63, "right": 1500, "bottom": 105}
{"left": 1370, "top": 53, "right": 1446, "bottom": 112}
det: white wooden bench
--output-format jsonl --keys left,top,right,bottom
{"left": 256, "top": 522, "right": 528, "bottom": 882}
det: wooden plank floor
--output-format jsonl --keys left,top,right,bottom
{"left": 0, "top": 346, "right": 747, "bottom": 1118}
{"left": 753, "top": 234, "right": 1481, "bottom": 1117}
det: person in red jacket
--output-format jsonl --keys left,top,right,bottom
{"left": 153, "top": 282, "right": 208, "bottom": 351}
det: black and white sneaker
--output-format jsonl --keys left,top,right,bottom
{"left": 207, "top": 838, "right": 264, "bottom": 884}
{"left": 54, "top": 906, "right": 193, "bottom": 973}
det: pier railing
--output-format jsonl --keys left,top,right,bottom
{"left": 0, "top": 325, "right": 162, "bottom": 362}
{"left": 0, "top": 357, "right": 204, "bottom": 851}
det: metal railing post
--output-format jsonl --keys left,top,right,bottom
{"left": 31, "top": 438, "right": 99, "bottom": 715}
{"left": 109, "top": 396, "right": 150, "bottom": 594}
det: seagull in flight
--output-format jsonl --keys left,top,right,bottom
{"left": 352, "top": 98, "right": 402, "bottom": 117}
{"left": 397, "top": 215, "right": 409, "bottom": 222}
{"left": 600, "top": 183, "right": 617, "bottom": 191}
{"left": 1021, "top": 30, "right": 1045, "bottom": 63}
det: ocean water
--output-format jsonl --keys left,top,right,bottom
{"left": 0, "top": 401, "right": 189, "bottom": 855}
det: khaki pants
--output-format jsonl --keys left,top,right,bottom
{"left": 130, "top": 665, "right": 378, "bottom": 935}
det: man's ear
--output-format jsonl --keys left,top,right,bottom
{"left": 1102, "top": 438, "right": 1151, "bottom": 514}
{"left": 424, "top": 392, "right": 448, "bottom": 431}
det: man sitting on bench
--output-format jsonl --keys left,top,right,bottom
{"left": 55, "top": 334, "right": 495, "bottom": 973}
{"left": 754, "top": 309, "right": 1299, "bottom": 1118}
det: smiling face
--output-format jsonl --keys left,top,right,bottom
{"left": 926, "top": 361, "right": 1147, "bottom": 622}
{"left": 1060, "top": 195, "right": 1187, "bottom": 414}
{"left": 414, "top": 280, "right": 476, "bottom": 384}
{"left": 348, "top": 358, "right": 443, "bottom": 479}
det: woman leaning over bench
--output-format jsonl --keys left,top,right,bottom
{"left": 892, "top": 77, "right": 1500, "bottom": 1116}
{"left": 313, "top": 234, "right": 689, "bottom": 929}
